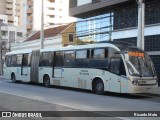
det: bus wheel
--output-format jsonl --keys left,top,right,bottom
{"left": 43, "top": 75, "right": 50, "bottom": 88}
{"left": 94, "top": 79, "right": 104, "bottom": 95}
{"left": 11, "top": 74, "right": 17, "bottom": 83}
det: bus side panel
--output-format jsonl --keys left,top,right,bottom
{"left": 61, "top": 68, "right": 110, "bottom": 91}
{"left": 18, "top": 67, "right": 31, "bottom": 82}
{"left": 39, "top": 67, "right": 52, "bottom": 84}
{"left": 3, "top": 67, "right": 12, "bottom": 80}
{"left": 30, "top": 50, "right": 40, "bottom": 83}
{"left": 120, "top": 77, "right": 129, "bottom": 93}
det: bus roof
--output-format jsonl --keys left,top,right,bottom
{"left": 6, "top": 49, "right": 33, "bottom": 55}
{"left": 41, "top": 41, "right": 141, "bottom": 52}
{"left": 40, "top": 42, "right": 120, "bottom": 52}
{"left": 6, "top": 41, "right": 142, "bottom": 55}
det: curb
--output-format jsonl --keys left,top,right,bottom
{"left": 144, "top": 92, "right": 160, "bottom": 97}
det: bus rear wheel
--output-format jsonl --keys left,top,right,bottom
{"left": 43, "top": 75, "right": 50, "bottom": 88}
{"left": 11, "top": 74, "right": 17, "bottom": 83}
{"left": 94, "top": 79, "right": 104, "bottom": 95}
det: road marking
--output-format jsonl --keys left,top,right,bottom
{"left": 0, "top": 90, "right": 128, "bottom": 120}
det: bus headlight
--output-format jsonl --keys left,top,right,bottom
{"left": 132, "top": 80, "right": 138, "bottom": 85}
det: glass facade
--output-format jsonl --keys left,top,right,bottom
{"left": 76, "top": 13, "right": 113, "bottom": 43}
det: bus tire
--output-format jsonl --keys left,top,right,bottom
{"left": 94, "top": 79, "right": 104, "bottom": 95}
{"left": 43, "top": 75, "right": 50, "bottom": 88}
{"left": 11, "top": 73, "right": 17, "bottom": 83}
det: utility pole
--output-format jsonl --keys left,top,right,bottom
{"left": 40, "top": 0, "right": 44, "bottom": 49}
{"left": 137, "top": 0, "right": 145, "bottom": 50}
{"left": 0, "top": 22, "right": 2, "bottom": 75}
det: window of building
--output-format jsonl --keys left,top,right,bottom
{"left": 69, "top": 34, "right": 74, "bottom": 42}
{"left": 69, "top": 0, "right": 77, "bottom": 8}
{"left": 145, "top": 35, "right": 160, "bottom": 51}
{"left": 17, "top": 32, "right": 22, "bottom": 37}
{"left": 1, "top": 31, "right": 7, "bottom": 36}
{"left": 76, "top": 13, "right": 113, "bottom": 43}
{"left": 150, "top": 55, "right": 160, "bottom": 84}
{"left": 113, "top": 37, "right": 137, "bottom": 46}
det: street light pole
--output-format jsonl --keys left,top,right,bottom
{"left": 137, "top": 0, "right": 145, "bottom": 50}
{"left": 40, "top": 0, "right": 44, "bottom": 49}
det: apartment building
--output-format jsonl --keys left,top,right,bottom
{"left": 0, "top": 0, "right": 76, "bottom": 33}
{"left": 69, "top": 0, "right": 160, "bottom": 82}
{"left": 32, "top": 0, "right": 76, "bottom": 30}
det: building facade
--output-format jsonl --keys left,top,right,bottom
{"left": 0, "top": 0, "right": 76, "bottom": 33}
{"left": 32, "top": 0, "right": 76, "bottom": 30}
{"left": 69, "top": 0, "right": 160, "bottom": 82}
{"left": 11, "top": 23, "right": 76, "bottom": 51}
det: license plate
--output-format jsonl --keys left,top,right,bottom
{"left": 138, "top": 80, "right": 147, "bottom": 84}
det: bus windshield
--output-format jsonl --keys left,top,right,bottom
{"left": 126, "top": 52, "right": 156, "bottom": 77}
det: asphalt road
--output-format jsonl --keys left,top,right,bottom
{"left": 0, "top": 78, "right": 160, "bottom": 120}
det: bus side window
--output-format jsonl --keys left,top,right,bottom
{"left": 22, "top": 54, "right": 28, "bottom": 67}
{"left": 120, "top": 60, "right": 126, "bottom": 76}
{"left": 11, "top": 55, "right": 17, "bottom": 67}
{"left": 5, "top": 56, "right": 8, "bottom": 66}
{"left": 16, "top": 54, "right": 22, "bottom": 67}
{"left": 64, "top": 51, "right": 75, "bottom": 67}
{"left": 7, "top": 56, "right": 11, "bottom": 67}
{"left": 75, "top": 50, "right": 89, "bottom": 67}
{"left": 54, "top": 51, "right": 63, "bottom": 67}
{"left": 110, "top": 58, "right": 121, "bottom": 75}
{"left": 40, "top": 52, "right": 53, "bottom": 67}
{"left": 90, "top": 49, "right": 108, "bottom": 68}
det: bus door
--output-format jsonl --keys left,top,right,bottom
{"left": 21, "top": 53, "right": 29, "bottom": 75}
{"left": 109, "top": 57, "right": 121, "bottom": 93}
{"left": 53, "top": 51, "right": 63, "bottom": 78}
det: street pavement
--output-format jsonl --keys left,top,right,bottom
{"left": 0, "top": 77, "right": 160, "bottom": 120}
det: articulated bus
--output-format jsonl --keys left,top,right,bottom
{"left": 3, "top": 42, "right": 158, "bottom": 94}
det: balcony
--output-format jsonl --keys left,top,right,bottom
{"left": 6, "top": 4, "right": 13, "bottom": 9}
{"left": 16, "top": 5, "right": 21, "bottom": 10}
{"left": 8, "top": 16, "right": 14, "bottom": 21}
{"left": 27, "top": 1, "right": 33, "bottom": 6}
{"left": 6, "top": 0, "right": 14, "bottom": 3}
{"left": 17, "top": 11, "right": 21, "bottom": 16}
{"left": 27, "top": 24, "right": 32, "bottom": 29}
{"left": 5, "top": 10, "right": 14, "bottom": 15}
{"left": 27, "top": 8, "right": 33, "bottom": 14}
{"left": 27, "top": 16, "right": 32, "bottom": 22}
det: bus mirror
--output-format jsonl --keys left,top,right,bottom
{"left": 124, "top": 53, "right": 129, "bottom": 62}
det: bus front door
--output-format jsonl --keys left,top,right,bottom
{"left": 109, "top": 57, "right": 121, "bottom": 93}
